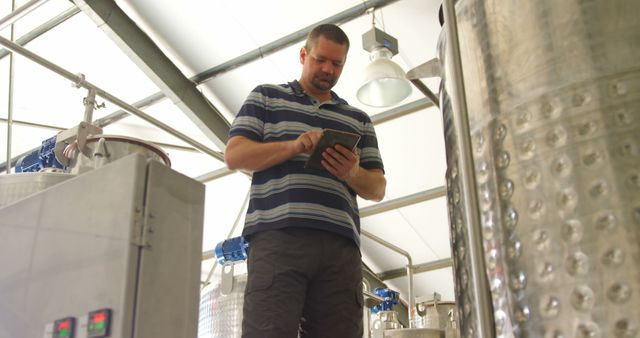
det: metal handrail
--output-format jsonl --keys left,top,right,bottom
{"left": 361, "top": 229, "right": 415, "bottom": 328}
{"left": 0, "top": 36, "right": 224, "bottom": 162}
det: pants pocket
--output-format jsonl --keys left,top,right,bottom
{"left": 355, "top": 281, "right": 364, "bottom": 309}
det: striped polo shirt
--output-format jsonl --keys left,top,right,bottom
{"left": 229, "top": 80, "right": 384, "bottom": 246}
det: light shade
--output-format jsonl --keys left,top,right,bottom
{"left": 356, "top": 47, "right": 412, "bottom": 107}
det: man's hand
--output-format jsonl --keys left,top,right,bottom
{"left": 321, "top": 144, "right": 359, "bottom": 181}
{"left": 294, "top": 129, "right": 323, "bottom": 154}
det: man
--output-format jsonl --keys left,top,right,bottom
{"left": 225, "top": 23, "right": 386, "bottom": 338}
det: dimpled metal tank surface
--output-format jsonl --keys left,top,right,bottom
{"left": 439, "top": 0, "right": 640, "bottom": 337}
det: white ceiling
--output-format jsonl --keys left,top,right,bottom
{"left": 0, "top": 0, "right": 454, "bottom": 304}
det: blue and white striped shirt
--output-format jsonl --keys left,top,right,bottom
{"left": 229, "top": 80, "right": 384, "bottom": 246}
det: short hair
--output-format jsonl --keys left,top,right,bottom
{"left": 304, "top": 24, "right": 350, "bottom": 53}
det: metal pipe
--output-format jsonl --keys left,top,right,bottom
{"left": 442, "top": 0, "right": 494, "bottom": 336}
{"left": 360, "top": 229, "right": 415, "bottom": 328}
{"left": 4, "top": 0, "right": 17, "bottom": 175}
{"left": 0, "top": 118, "right": 64, "bottom": 131}
{"left": 191, "top": 0, "right": 400, "bottom": 84}
{"left": 0, "top": 6, "right": 80, "bottom": 61}
{"left": 195, "top": 165, "right": 238, "bottom": 183}
{"left": 0, "top": 36, "right": 79, "bottom": 90}
{"left": 362, "top": 278, "right": 372, "bottom": 338}
{"left": 0, "top": 117, "right": 200, "bottom": 152}
{"left": 370, "top": 98, "right": 433, "bottom": 125}
{"left": 97, "top": 87, "right": 224, "bottom": 161}
{"left": 0, "top": 0, "right": 50, "bottom": 31}
{"left": 151, "top": 141, "right": 197, "bottom": 153}
{"left": 360, "top": 186, "right": 446, "bottom": 218}
{"left": 378, "top": 258, "right": 454, "bottom": 280}
{"left": 409, "top": 79, "right": 440, "bottom": 108}
{"left": 406, "top": 265, "right": 414, "bottom": 326}
{"left": 0, "top": 35, "right": 224, "bottom": 162}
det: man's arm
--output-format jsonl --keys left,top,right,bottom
{"left": 345, "top": 167, "right": 386, "bottom": 202}
{"left": 322, "top": 144, "right": 386, "bottom": 201}
{"left": 224, "top": 130, "right": 323, "bottom": 173}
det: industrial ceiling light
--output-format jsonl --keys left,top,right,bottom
{"left": 356, "top": 26, "right": 412, "bottom": 107}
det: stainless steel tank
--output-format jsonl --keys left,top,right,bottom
{"left": 198, "top": 274, "right": 246, "bottom": 338}
{"left": 439, "top": 0, "right": 640, "bottom": 337}
{"left": 0, "top": 171, "right": 74, "bottom": 207}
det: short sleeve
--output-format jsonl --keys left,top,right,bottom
{"left": 358, "top": 118, "right": 385, "bottom": 172}
{"left": 229, "top": 85, "right": 266, "bottom": 142}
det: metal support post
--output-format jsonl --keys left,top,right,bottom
{"left": 442, "top": 0, "right": 495, "bottom": 336}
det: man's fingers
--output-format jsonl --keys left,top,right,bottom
{"left": 333, "top": 144, "right": 357, "bottom": 159}
{"left": 302, "top": 136, "right": 314, "bottom": 152}
{"left": 326, "top": 145, "right": 356, "bottom": 162}
{"left": 302, "top": 130, "right": 323, "bottom": 153}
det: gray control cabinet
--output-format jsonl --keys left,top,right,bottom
{"left": 0, "top": 154, "right": 205, "bottom": 338}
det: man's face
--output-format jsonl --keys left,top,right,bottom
{"left": 300, "top": 36, "right": 348, "bottom": 93}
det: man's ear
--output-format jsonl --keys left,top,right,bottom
{"left": 300, "top": 47, "right": 307, "bottom": 65}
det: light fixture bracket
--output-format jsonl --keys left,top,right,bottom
{"left": 362, "top": 27, "right": 399, "bottom": 56}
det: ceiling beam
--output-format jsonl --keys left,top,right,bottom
{"left": 192, "top": 0, "right": 401, "bottom": 84}
{"left": 72, "top": 0, "right": 230, "bottom": 150}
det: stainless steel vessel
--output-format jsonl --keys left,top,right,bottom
{"left": 439, "top": 0, "right": 640, "bottom": 337}
{"left": 0, "top": 171, "right": 73, "bottom": 207}
{"left": 0, "top": 154, "right": 205, "bottom": 338}
{"left": 198, "top": 274, "right": 246, "bottom": 338}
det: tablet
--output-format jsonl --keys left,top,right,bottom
{"left": 304, "top": 128, "right": 361, "bottom": 170}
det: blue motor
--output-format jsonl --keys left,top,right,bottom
{"left": 214, "top": 236, "right": 249, "bottom": 265}
{"left": 15, "top": 136, "right": 66, "bottom": 173}
{"left": 371, "top": 287, "right": 400, "bottom": 313}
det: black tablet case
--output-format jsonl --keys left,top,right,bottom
{"left": 304, "top": 129, "right": 361, "bottom": 170}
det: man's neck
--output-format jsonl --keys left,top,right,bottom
{"left": 299, "top": 80, "right": 332, "bottom": 102}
